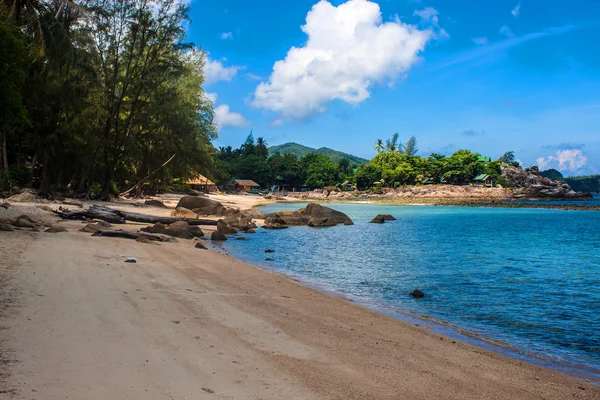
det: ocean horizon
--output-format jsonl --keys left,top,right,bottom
{"left": 223, "top": 202, "right": 600, "bottom": 380}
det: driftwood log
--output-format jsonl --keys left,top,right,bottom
{"left": 58, "top": 205, "right": 217, "bottom": 226}
{"left": 91, "top": 230, "right": 168, "bottom": 241}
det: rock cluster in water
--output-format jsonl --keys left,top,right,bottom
{"left": 263, "top": 203, "right": 353, "bottom": 229}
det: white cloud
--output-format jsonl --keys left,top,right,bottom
{"left": 413, "top": 7, "right": 449, "bottom": 38}
{"left": 472, "top": 36, "right": 489, "bottom": 45}
{"left": 221, "top": 32, "right": 233, "bottom": 40}
{"left": 537, "top": 149, "right": 588, "bottom": 173}
{"left": 511, "top": 3, "right": 521, "bottom": 17}
{"left": 204, "top": 92, "right": 218, "bottom": 103}
{"left": 213, "top": 105, "right": 250, "bottom": 129}
{"left": 252, "top": 0, "right": 434, "bottom": 121}
{"left": 499, "top": 25, "right": 515, "bottom": 38}
{"left": 203, "top": 54, "right": 242, "bottom": 85}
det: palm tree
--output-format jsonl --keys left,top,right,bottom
{"left": 385, "top": 132, "right": 400, "bottom": 152}
{"left": 2, "top": 0, "right": 83, "bottom": 58}
{"left": 374, "top": 139, "right": 384, "bottom": 153}
{"left": 256, "top": 137, "right": 269, "bottom": 158}
{"left": 403, "top": 136, "right": 418, "bottom": 156}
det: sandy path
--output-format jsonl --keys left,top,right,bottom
{"left": 0, "top": 200, "right": 598, "bottom": 399}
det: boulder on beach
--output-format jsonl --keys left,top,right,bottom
{"left": 177, "top": 196, "right": 224, "bottom": 216}
{"left": 264, "top": 203, "right": 353, "bottom": 229}
{"left": 194, "top": 241, "right": 208, "bottom": 249}
{"left": 211, "top": 231, "right": 228, "bottom": 241}
{"left": 141, "top": 222, "right": 194, "bottom": 239}
{"left": 0, "top": 203, "right": 10, "bottom": 209}
{"left": 8, "top": 192, "right": 38, "bottom": 203}
{"left": 13, "top": 217, "right": 36, "bottom": 229}
{"left": 171, "top": 207, "right": 198, "bottom": 219}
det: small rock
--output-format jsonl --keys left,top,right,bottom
{"left": 45, "top": 226, "right": 68, "bottom": 233}
{"left": 265, "top": 249, "right": 275, "bottom": 253}
{"left": 235, "top": 237, "right": 248, "bottom": 241}
{"left": 188, "top": 226, "right": 204, "bottom": 238}
{"left": 0, "top": 203, "right": 10, "bottom": 209}
{"left": 369, "top": 215, "right": 385, "bottom": 224}
{"left": 194, "top": 241, "right": 208, "bottom": 250}
{"left": 211, "top": 231, "right": 228, "bottom": 241}
{"left": 265, "top": 258, "right": 274, "bottom": 261}
{"left": 169, "top": 221, "right": 190, "bottom": 230}
{"left": 136, "top": 237, "right": 158, "bottom": 245}
{"left": 62, "top": 199, "right": 84, "bottom": 208}
{"left": 201, "top": 388, "right": 215, "bottom": 394}
{"left": 245, "top": 228, "right": 256, "bottom": 234}
{"left": 144, "top": 199, "right": 168, "bottom": 208}
{"left": 8, "top": 192, "right": 38, "bottom": 203}
{"left": 411, "top": 289, "right": 425, "bottom": 298}
{"left": 125, "top": 257, "right": 137, "bottom": 263}
{"left": 13, "top": 218, "right": 36, "bottom": 229}
{"left": 0, "top": 223, "right": 14, "bottom": 232}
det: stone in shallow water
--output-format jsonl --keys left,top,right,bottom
{"left": 411, "top": 289, "right": 425, "bottom": 298}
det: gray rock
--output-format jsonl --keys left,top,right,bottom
{"left": 211, "top": 231, "right": 228, "bottom": 241}
{"left": 194, "top": 241, "right": 208, "bottom": 249}
{"left": 45, "top": 226, "right": 68, "bottom": 233}
{"left": 264, "top": 203, "right": 353, "bottom": 229}
{"left": 0, "top": 223, "right": 14, "bottom": 231}
{"left": 177, "top": 196, "right": 224, "bottom": 216}
{"left": 144, "top": 199, "right": 168, "bottom": 208}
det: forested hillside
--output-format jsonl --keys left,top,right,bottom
{"left": 269, "top": 143, "right": 368, "bottom": 165}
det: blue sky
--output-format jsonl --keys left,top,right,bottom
{"left": 186, "top": 0, "right": 600, "bottom": 176}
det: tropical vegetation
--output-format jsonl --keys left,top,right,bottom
{"left": 1, "top": 0, "right": 215, "bottom": 199}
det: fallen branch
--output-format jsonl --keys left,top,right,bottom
{"left": 91, "top": 229, "right": 168, "bottom": 241}
{"left": 119, "top": 154, "right": 176, "bottom": 198}
{"left": 57, "top": 205, "right": 217, "bottom": 226}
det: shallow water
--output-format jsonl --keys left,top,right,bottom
{"left": 223, "top": 203, "right": 600, "bottom": 375}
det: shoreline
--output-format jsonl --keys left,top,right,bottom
{"left": 1, "top": 195, "right": 599, "bottom": 399}
{"left": 223, "top": 242, "right": 600, "bottom": 384}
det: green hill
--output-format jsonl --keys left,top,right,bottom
{"left": 565, "top": 175, "right": 600, "bottom": 193}
{"left": 268, "top": 142, "right": 368, "bottom": 165}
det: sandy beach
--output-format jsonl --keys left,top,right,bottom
{"left": 0, "top": 194, "right": 598, "bottom": 399}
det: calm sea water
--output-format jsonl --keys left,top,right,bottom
{"left": 223, "top": 203, "right": 600, "bottom": 376}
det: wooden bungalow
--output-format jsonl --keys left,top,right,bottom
{"left": 473, "top": 174, "right": 493, "bottom": 187}
{"left": 229, "top": 179, "right": 260, "bottom": 192}
{"left": 186, "top": 174, "right": 217, "bottom": 193}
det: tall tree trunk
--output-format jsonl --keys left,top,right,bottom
{"left": 2, "top": 132, "right": 8, "bottom": 174}
{"left": 101, "top": 163, "right": 111, "bottom": 201}
{"left": 39, "top": 156, "right": 51, "bottom": 196}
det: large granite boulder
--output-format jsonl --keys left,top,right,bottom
{"left": 264, "top": 203, "right": 353, "bottom": 229}
{"left": 176, "top": 196, "right": 225, "bottom": 216}
{"left": 501, "top": 166, "right": 592, "bottom": 199}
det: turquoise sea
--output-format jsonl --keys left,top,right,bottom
{"left": 222, "top": 203, "right": 600, "bottom": 379}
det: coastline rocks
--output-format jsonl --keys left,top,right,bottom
{"left": 411, "top": 289, "right": 425, "bottom": 298}
{"left": 502, "top": 166, "right": 592, "bottom": 199}
{"left": 195, "top": 241, "right": 208, "bottom": 249}
{"left": 265, "top": 249, "right": 275, "bottom": 253}
{"left": 370, "top": 214, "right": 396, "bottom": 223}
{"left": 13, "top": 217, "right": 36, "bottom": 229}
{"left": 141, "top": 222, "right": 195, "bottom": 239}
{"left": 171, "top": 207, "right": 198, "bottom": 219}
{"left": 177, "top": 196, "right": 224, "bottom": 216}
{"left": 264, "top": 204, "right": 353, "bottom": 229}
{"left": 0, "top": 203, "right": 10, "bottom": 209}
{"left": 211, "top": 231, "right": 228, "bottom": 241}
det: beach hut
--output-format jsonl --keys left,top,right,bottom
{"left": 230, "top": 179, "right": 260, "bottom": 192}
{"left": 186, "top": 174, "right": 217, "bottom": 193}
{"left": 473, "top": 174, "right": 493, "bottom": 187}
